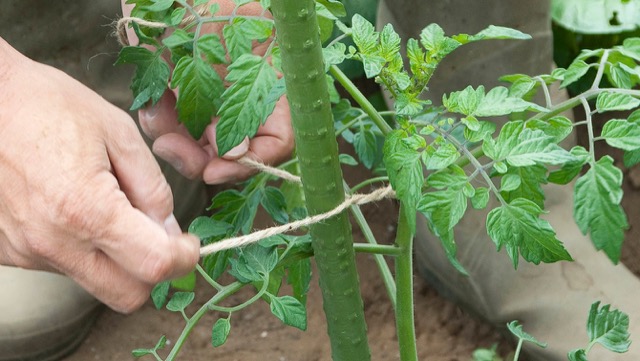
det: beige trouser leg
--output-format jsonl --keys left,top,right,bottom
{"left": 0, "top": 2, "right": 207, "bottom": 360}
{"left": 378, "top": 1, "right": 640, "bottom": 359}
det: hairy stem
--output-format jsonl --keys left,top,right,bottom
{"left": 271, "top": 1, "right": 371, "bottom": 359}
{"left": 394, "top": 205, "right": 418, "bottom": 361}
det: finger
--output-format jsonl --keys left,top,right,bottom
{"left": 206, "top": 124, "right": 250, "bottom": 160}
{"left": 104, "top": 108, "right": 174, "bottom": 224}
{"left": 95, "top": 196, "right": 200, "bottom": 286}
{"left": 153, "top": 133, "right": 210, "bottom": 179}
{"left": 138, "top": 91, "right": 183, "bottom": 140}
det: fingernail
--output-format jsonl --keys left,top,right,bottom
{"left": 155, "top": 148, "right": 184, "bottom": 174}
{"left": 164, "top": 214, "right": 182, "bottom": 236}
{"left": 223, "top": 137, "right": 250, "bottom": 159}
{"left": 143, "top": 101, "right": 161, "bottom": 119}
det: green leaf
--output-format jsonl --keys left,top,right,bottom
{"left": 501, "top": 165, "right": 547, "bottom": 208}
{"left": 146, "top": 0, "right": 174, "bottom": 12}
{"left": 162, "top": 28, "right": 193, "bottom": 49}
{"left": 506, "top": 321, "right": 547, "bottom": 348}
{"left": 269, "top": 295, "right": 307, "bottom": 330}
{"left": 420, "top": 23, "right": 461, "bottom": 58}
{"left": 526, "top": 116, "right": 574, "bottom": 143}
{"left": 422, "top": 143, "right": 460, "bottom": 170}
{"left": 418, "top": 188, "right": 468, "bottom": 274}
{"left": 223, "top": 21, "right": 251, "bottom": 61}
{"left": 151, "top": 281, "right": 170, "bottom": 309}
{"left": 567, "top": 349, "right": 588, "bottom": 361}
{"left": 316, "top": 0, "right": 346, "bottom": 17}
{"left": 171, "top": 271, "right": 196, "bottom": 291}
{"left": 354, "top": 128, "right": 378, "bottom": 169}
{"left": 500, "top": 173, "right": 521, "bottom": 192}
{"left": 552, "top": 0, "right": 640, "bottom": 34}
{"left": 586, "top": 301, "right": 631, "bottom": 353}
{"left": 210, "top": 189, "right": 261, "bottom": 234}
{"left": 426, "top": 164, "right": 468, "bottom": 190}
{"left": 471, "top": 187, "right": 490, "bottom": 209}
{"left": 475, "top": 86, "right": 547, "bottom": 116}
{"left": 464, "top": 25, "right": 531, "bottom": 42}
{"left": 339, "top": 153, "right": 358, "bottom": 166}
{"left": 217, "top": 54, "right": 277, "bottom": 155}
{"left": 601, "top": 119, "right": 640, "bottom": 151}
{"left": 197, "top": 34, "right": 227, "bottom": 64}
{"left": 574, "top": 156, "right": 629, "bottom": 263}
{"left": 188, "top": 216, "right": 233, "bottom": 241}
{"left": 561, "top": 60, "right": 591, "bottom": 88}
{"left": 132, "top": 335, "right": 167, "bottom": 357}
{"left": 171, "top": 56, "right": 223, "bottom": 138}
{"left": 234, "top": 243, "right": 279, "bottom": 282}
{"left": 596, "top": 92, "right": 640, "bottom": 112}
{"left": 384, "top": 130, "right": 424, "bottom": 232}
{"left": 166, "top": 292, "right": 195, "bottom": 312}
{"left": 287, "top": 258, "right": 312, "bottom": 304}
{"left": 115, "top": 47, "right": 170, "bottom": 110}
{"left": 472, "top": 345, "right": 502, "bottom": 361}
{"left": 323, "top": 42, "right": 347, "bottom": 71}
{"left": 261, "top": 186, "right": 289, "bottom": 224}
{"left": 360, "top": 53, "right": 386, "bottom": 78}
{"left": 211, "top": 318, "right": 231, "bottom": 347}
{"left": 169, "top": 7, "right": 186, "bottom": 26}
{"left": 486, "top": 198, "right": 572, "bottom": 269}
{"left": 351, "top": 14, "right": 378, "bottom": 54}
{"left": 624, "top": 148, "right": 640, "bottom": 167}
{"left": 488, "top": 121, "right": 576, "bottom": 167}
{"left": 548, "top": 146, "right": 590, "bottom": 185}
{"left": 378, "top": 23, "right": 402, "bottom": 62}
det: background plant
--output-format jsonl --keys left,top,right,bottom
{"left": 117, "top": 0, "right": 638, "bottom": 360}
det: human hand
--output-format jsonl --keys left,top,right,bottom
{"left": 121, "top": 0, "right": 294, "bottom": 185}
{"left": 0, "top": 39, "right": 200, "bottom": 313}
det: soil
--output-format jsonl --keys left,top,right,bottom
{"left": 65, "top": 117, "right": 640, "bottom": 361}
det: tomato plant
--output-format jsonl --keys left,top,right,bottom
{"left": 118, "top": 0, "right": 637, "bottom": 360}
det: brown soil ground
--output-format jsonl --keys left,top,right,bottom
{"left": 64, "top": 114, "right": 640, "bottom": 361}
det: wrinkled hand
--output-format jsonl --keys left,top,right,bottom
{"left": 0, "top": 39, "right": 200, "bottom": 313}
{"left": 122, "top": 0, "right": 294, "bottom": 184}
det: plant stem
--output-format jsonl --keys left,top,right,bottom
{"left": 394, "top": 204, "right": 418, "bottom": 361}
{"left": 353, "top": 243, "right": 401, "bottom": 256}
{"left": 165, "top": 282, "right": 244, "bottom": 361}
{"left": 350, "top": 176, "right": 390, "bottom": 193}
{"left": 271, "top": 1, "right": 371, "bottom": 359}
{"left": 207, "top": 275, "right": 270, "bottom": 313}
{"left": 330, "top": 65, "right": 393, "bottom": 135}
{"left": 512, "top": 339, "right": 524, "bottom": 361}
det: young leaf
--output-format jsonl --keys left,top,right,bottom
{"left": 151, "top": 281, "right": 170, "bottom": 309}
{"left": 561, "top": 60, "right": 591, "bottom": 88}
{"left": 574, "top": 156, "right": 629, "bottom": 263}
{"left": 463, "top": 25, "right": 531, "bottom": 42}
{"left": 383, "top": 130, "right": 425, "bottom": 231}
{"left": 486, "top": 198, "right": 572, "bottom": 269}
{"left": 418, "top": 189, "right": 468, "bottom": 274}
{"left": 507, "top": 321, "right": 547, "bottom": 348}
{"left": 586, "top": 301, "right": 631, "bottom": 353}
{"left": 471, "top": 187, "right": 490, "bottom": 209}
{"left": 596, "top": 92, "right": 640, "bottom": 112}
{"left": 487, "top": 121, "right": 575, "bottom": 167}
{"left": 422, "top": 143, "right": 460, "bottom": 170}
{"left": 269, "top": 295, "right": 307, "bottom": 330}
{"left": 211, "top": 318, "right": 231, "bottom": 347}
{"left": 472, "top": 344, "right": 502, "bottom": 361}
{"left": 188, "top": 216, "right": 233, "bottom": 241}
{"left": 115, "top": 47, "right": 171, "bottom": 110}
{"left": 166, "top": 292, "right": 195, "bottom": 312}
{"left": 351, "top": 14, "right": 378, "bottom": 54}
{"left": 601, "top": 119, "right": 640, "bottom": 151}
{"left": 216, "top": 54, "right": 277, "bottom": 155}
{"left": 568, "top": 349, "right": 588, "bottom": 361}
{"left": 420, "top": 23, "right": 461, "bottom": 58}
{"left": 171, "top": 56, "right": 224, "bottom": 138}
{"left": 526, "top": 115, "right": 574, "bottom": 143}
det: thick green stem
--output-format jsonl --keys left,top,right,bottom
{"left": 394, "top": 205, "right": 418, "bottom": 361}
{"left": 271, "top": 1, "right": 371, "bottom": 360}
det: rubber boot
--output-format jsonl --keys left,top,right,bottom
{"left": 377, "top": 1, "right": 640, "bottom": 359}
{"left": 0, "top": 2, "right": 207, "bottom": 360}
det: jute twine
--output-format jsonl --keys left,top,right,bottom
{"left": 115, "top": 6, "right": 208, "bottom": 46}
{"left": 199, "top": 157, "right": 395, "bottom": 256}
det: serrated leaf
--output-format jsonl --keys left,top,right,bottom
{"left": 418, "top": 188, "right": 468, "bottom": 274}
{"left": 162, "top": 28, "right": 193, "bottom": 49}
{"left": 561, "top": 60, "right": 591, "bottom": 88}
{"left": 548, "top": 146, "right": 590, "bottom": 185}
{"left": 151, "top": 281, "right": 170, "bottom": 309}
{"left": 240, "top": 243, "right": 279, "bottom": 278}
{"left": 261, "top": 186, "right": 289, "bottom": 224}
{"left": 323, "top": 42, "right": 347, "bottom": 71}
{"left": 360, "top": 53, "right": 386, "bottom": 78}
{"left": 189, "top": 216, "right": 233, "bottom": 241}
{"left": 586, "top": 301, "right": 631, "bottom": 353}
{"left": 352, "top": 14, "right": 378, "bottom": 54}
{"left": 223, "top": 21, "right": 251, "bottom": 61}
{"left": 507, "top": 321, "right": 547, "bottom": 347}
{"left": 269, "top": 295, "right": 307, "bottom": 330}
{"left": 568, "top": 349, "right": 588, "bottom": 361}
{"left": 197, "top": 33, "right": 227, "bottom": 64}
{"left": 354, "top": 128, "right": 378, "bottom": 169}
{"left": 596, "top": 92, "right": 640, "bottom": 112}
{"left": 526, "top": 116, "right": 574, "bottom": 143}
{"left": 465, "top": 25, "right": 531, "bottom": 42}
{"left": 574, "top": 156, "right": 629, "bottom": 263}
{"left": 171, "top": 56, "right": 223, "bottom": 138}
{"left": 116, "top": 47, "right": 170, "bottom": 110}
{"left": 471, "top": 187, "right": 490, "bottom": 209}
{"left": 423, "top": 143, "right": 460, "bottom": 170}
{"left": 487, "top": 198, "right": 572, "bottom": 269}
{"left": 475, "top": 86, "right": 547, "bottom": 116}
{"left": 420, "top": 23, "right": 461, "bottom": 58}
{"left": 464, "top": 121, "right": 496, "bottom": 143}
{"left": 601, "top": 119, "right": 640, "bottom": 151}
{"left": 217, "top": 54, "right": 277, "bottom": 154}
{"left": 501, "top": 165, "right": 547, "bottom": 208}
{"left": 488, "top": 121, "right": 576, "bottom": 167}
{"left": 426, "top": 164, "right": 468, "bottom": 190}
{"left": 384, "top": 130, "right": 424, "bottom": 232}
{"left": 288, "top": 258, "right": 311, "bottom": 304}
{"left": 211, "top": 318, "right": 231, "bottom": 347}
{"left": 316, "top": 0, "right": 346, "bottom": 17}
{"left": 379, "top": 23, "right": 402, "bottom": 62}
{"left": 166, "top": 292, "right": 195, "bottom": 312}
